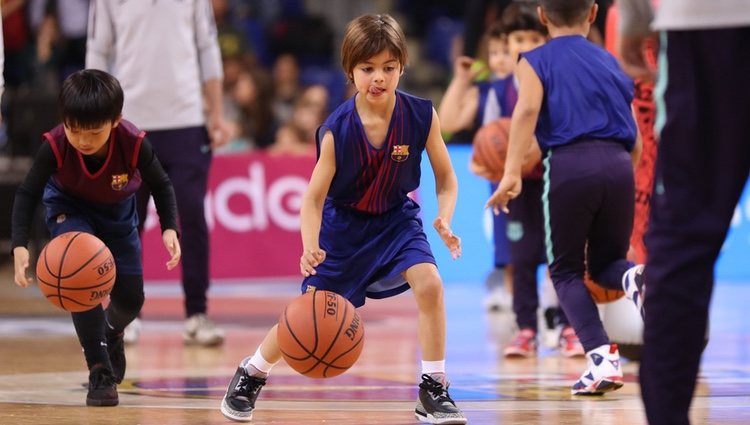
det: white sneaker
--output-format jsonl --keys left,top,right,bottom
{"left": 483, "top": 287, "right": 512, "bottom": 312}
{"left": 571, "top": 343, "right": 624, "bottom": 395}
{"left": 622, "top": 264, "right": 645, "bottom": 319}
{"left": 123, "top": 318, "right": 142, "bottom": 345}
{"left": 184, "top": 314, "right": 224, "bottom": 346}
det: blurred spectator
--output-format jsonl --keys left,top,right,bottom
{"left": 29, "top": 0, "right": 88, "bottom": 82}
{"left": 87, "top": 0, "right": 229, "bottom": 346}
{"left": 0, "top": 3, "right": 4, "bottom": 139}
{"left": 232, "top": 66, "right": 277, "bottom": 149}
{"left": 269, "top": 83, "right": 328, "bottom": 156}
{"left": 2, "top": 0, "right": 34, "bottom": 89}
{"left": 271, "top": 53, "right": 301, "bottom": 124}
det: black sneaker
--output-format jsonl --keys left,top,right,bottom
{"left": 220, "top": 367, "right": 267, "bottom": 422}
{"left": 415, "top": 374, "right": 467, "bottom": 424}
{"left": 106, "top": 331, "right": 126, "bottom": 384}
{"left": 86, "top": 364, "right": 119, "bottom": 407}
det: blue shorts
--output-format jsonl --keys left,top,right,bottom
{"left": 43, "top": 182, "right": 143, "bottom": 275}
{"left": 301, "top": 198, "right": 436, "bottom": 307}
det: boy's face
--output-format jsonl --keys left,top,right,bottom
{"left": 487, "top": 37, "right": 512, "bottom": 78}
{"left": 64, "top": 118, "right": 121, "bottom": 157}
{"left": 351, "top": 50, "right": 402, "bottom": 105}
{"left": 507, "top": 30, "right": 546, "bottom": 64}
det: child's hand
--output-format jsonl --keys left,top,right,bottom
{"left": 12, "top": 247, "right": 33, "bottom": 287}
{"left": 300, "top": 248, "right": 326, "bottom": 277}
{"left": 453, "top": 56, "right": 482, "bottom": 82}
{"left": 162, "top": 229, "right": 181, "bottom": 270}
{"left": 469, "top": 158, "right": 497, "bottom": 181}
{"left": 433, "top": 217, "right": 462, "bottom": 260}
{"left": 485, "top": 174, "right": 522, "bottom": 215}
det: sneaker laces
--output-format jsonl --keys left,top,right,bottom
{"left": 233, "top": 372, "right": 266, "bottom": 402}
{"left": 90, "top": 367, "right": 116, "bottom": 388}
{"left": 419, "top": 374, "right": 456, "bottom": 407}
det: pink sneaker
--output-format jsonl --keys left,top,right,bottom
{"left": 504, "top": 329, "right": 537, "bottom": 358}
{"left": 559, "top": 326, "right": 585, "bottom": 358}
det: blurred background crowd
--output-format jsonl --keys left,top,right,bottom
{"left": 0, "top": 0, "right": 615, "bottom": 254}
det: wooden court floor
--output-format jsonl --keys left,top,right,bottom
{"left": 2, "top": 261, "right": 750, "bottom": 425}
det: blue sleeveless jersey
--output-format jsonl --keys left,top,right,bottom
{"left": 304, "top": 91, "right": 437, "bottom": 307}
{"left": 521, "top": 35, "right": 636, "bottom": 150}
{"left": 317, "top": 90, "right": 433, "bottom": 215}
{"left": 476, "top": 76, "right": 518, "bottom": 125}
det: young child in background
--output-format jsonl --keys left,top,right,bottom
{"left": 441, "top": 1, "right": 583, "bottom": 358}
{"left": 439, "top": 19, "right": 515, "bottom": 313}
{"left": 487, "top": 0, "right": 642, "bottom": 394}
{"left": 221, "top": 14, "right": 466, "bottom": 425}
{"left": 11, "top": 69, "right": 181, "bottom": 406}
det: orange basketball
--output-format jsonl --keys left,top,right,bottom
{"left": 471, "top": 117, "right": 542, "bottom": 182}
{"left": 277, "top": 290, "right": 364, "bottom": 378}
{"left": 36, "top": 232, "right": 116, "bottom": 312}
{"left": 584, "top": 272, "right": 624, "bottom": 303}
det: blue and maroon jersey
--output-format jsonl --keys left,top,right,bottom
{"left": 43, "top": 119, "right": 145, "bottom": 204}
{"left": 476, "top": 76, "right": 519, "bottom": 125}
{"left": 317, "top": 90, "right": 433, "bottom": 214}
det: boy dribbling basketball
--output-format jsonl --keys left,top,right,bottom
{"left": 11, "top": 69, "right": 181, "bottom": 406}
{"left": 221, "top": 14, "right": 466, "bottom": 425}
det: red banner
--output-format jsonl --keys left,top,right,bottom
{"left": 141, "top": 151, "right": 315, "bottom": 280}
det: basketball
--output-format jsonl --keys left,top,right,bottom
{"left": 599, "top": 297, "right": 643, "bottom": 360}
{"left": 471, "top": 117, "right": 542, "bottom": 182}
{"left": 36, "top": 232, "right": 116, "bottom": 312}
{"left": 584, "top": 272, "right": 625, "bottom": 303}
{"left": 277, "top": 290, "right": 365, "bottom": 378}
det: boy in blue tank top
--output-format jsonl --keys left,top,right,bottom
{"left": 11, "top": 69, "right": 181, "bottom": 406}
{"left": 486, "top": 0, "right": 643, "bottom": 395}
{"left": 221, "top": 14, "right": 467, "bottom": 425}
{"left": 442, "top": 2, "right": 584, "bottom": 359}
{"left": 440, "top": 19, "right": 516, "bottom": 313}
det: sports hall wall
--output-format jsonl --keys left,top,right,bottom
{"left": 141, "top": 146, "right": 750, "bottom": 283}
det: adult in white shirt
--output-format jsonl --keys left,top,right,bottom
{"left": 87, "top": 0, "right": 229, "bottom": 347}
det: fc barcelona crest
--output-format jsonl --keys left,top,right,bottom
{"left": 111, "top": 173, "right": 129, "bottom": 191}
{"left": 391, "top": 144, "right": 409, "bottom": 162}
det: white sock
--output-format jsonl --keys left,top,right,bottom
{"left": 241, "top": 347, "right": 277, "bottom": 376}
{"left": 421, "top": 360, "right": 446, "bottom": 376}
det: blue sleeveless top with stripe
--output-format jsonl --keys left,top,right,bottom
{"left": 316, "top": 90, "right": 433, "bottom": 214}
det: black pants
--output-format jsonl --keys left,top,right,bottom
{"left": 136, "top": 126, "right": 212, "bottom": 317}
{"left": 641, "top": 28, "right": 750, "bottom": 425}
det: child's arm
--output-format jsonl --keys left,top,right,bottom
{"left": 437, "top": 56, "right": 481, "bottom": 135}
{"left": 425, "top": 108, "right": 461, "bottom": 259}
{"left": 486, "top": 58, "right": 543, "bottom": 214}
{"left": 630, "top": 105, "right": 643, "bottom": 169}
{"left": 299, "top": 130, "right": 336, "bottom": 276}
{"left": 11, "top": 144, "right": 57, "bottom": 287}
{"left": 137, "top": 138, "right": 181, "bottom": 269}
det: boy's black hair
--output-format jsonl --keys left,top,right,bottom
{"left": 501, "top": 1, "right": 548, "bottom": 37}
{"left": 539, "top": 0, "right": 595, "bottom": 27}
{"left": 59, "top": 69, "right": 124, "bottom": 129}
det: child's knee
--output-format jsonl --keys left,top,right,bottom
{"left": 412, "top": 272, "right": 444, "bottom": 302}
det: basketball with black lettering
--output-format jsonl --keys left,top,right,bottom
{"left": 277, "top": 290, "right": 365, "bottom": 378}
{"left": 36, "top": 232, "right": 116, "bottom": 312}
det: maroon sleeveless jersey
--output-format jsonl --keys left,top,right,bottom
{"left": 43, "top": 119, "right": 145, "bottom": 204}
